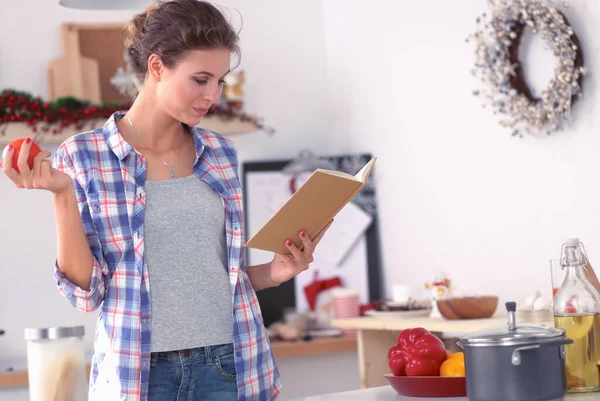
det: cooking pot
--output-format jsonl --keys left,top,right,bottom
{"left": 457, "top": 301, "right": 572, "bottom": 401}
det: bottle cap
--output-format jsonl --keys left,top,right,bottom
{"left": 566, "top": 238, "right": 579, "bottom": 247}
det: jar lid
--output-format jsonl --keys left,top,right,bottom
{"left": 24, "top": 325, "right": 84, "bottom": 341}
{"left": 458, "top": 323, "right": 565, "bottom": 347}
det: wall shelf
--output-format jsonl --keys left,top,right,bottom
{"left": 0, "top": 115, "right": 259, "bottom": 146}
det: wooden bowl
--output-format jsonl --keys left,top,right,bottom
{"left": 436, "top": 296, "right": 498, "bottom": 320}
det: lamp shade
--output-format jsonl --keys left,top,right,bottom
{"left": 58, "top": 0, "right": 154, "bottom": 10}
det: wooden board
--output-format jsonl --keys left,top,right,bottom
{"left": 48, "top": 55, "right": 101, "bottom": 104}
{"left": 47, "top": 23, "right": 128, "bottom": 104}
{"left": 77, "top": 25, "right": 130, "bottom": 104}
{"left": 47, "top": 24, "right": 104, "bottom": 104}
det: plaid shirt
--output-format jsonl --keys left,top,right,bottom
{"left": 52, "top": 111, "right": 281, "bottom": 401}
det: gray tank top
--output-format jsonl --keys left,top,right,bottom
{"left": 144, "top": 174, "right": 233, "bottom": 352}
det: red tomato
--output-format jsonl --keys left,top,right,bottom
{"left": 2, "top": 138, "right": 42, "bottom": 173}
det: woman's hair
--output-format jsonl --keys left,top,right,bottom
{"left": 124, "top": 0, "right": 240, "bottom": 91}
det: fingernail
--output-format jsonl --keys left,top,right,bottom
{"left": 25, "top": 138, "right": 31, "bottom": 144}
{"left": 300, "top": 231, "right": 306, "bottom": 238}
{"left": 286, "top": 240, "right": 292, "bottom": 247}
{"left": 8, "top": 145, "right": 13, "bottom": 151}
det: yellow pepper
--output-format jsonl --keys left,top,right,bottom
{"left": 439, "top": 351, "right": 465, "bottom": 377}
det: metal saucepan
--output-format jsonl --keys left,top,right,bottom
{"left": 457, "top": 301, "right": 572, "bottom": 401}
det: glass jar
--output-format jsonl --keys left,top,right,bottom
{"left": 553, "top": 238, "right": 600, "bottom": 393}
{"left": 24, "top": 325, "right": 88, "bottom": 401}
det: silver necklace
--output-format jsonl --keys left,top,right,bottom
{"left": 126, "top": 115, "right": 184, "bottom": 179}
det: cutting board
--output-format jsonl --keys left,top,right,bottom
{"left": 47, "top": 54, "right": 101, "bottom": 104}
{"left": 46, "top": 24, "right": 102, "bottom": 104}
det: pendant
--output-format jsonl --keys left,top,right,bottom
{"left": 170, "top": 168, "right": 177, "bottom": 179}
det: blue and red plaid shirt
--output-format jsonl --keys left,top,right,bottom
{"left": 52, "top": 111, "right": 281, "bottom": 401}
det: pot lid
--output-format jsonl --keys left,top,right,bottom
{"left": 459, "top": 323, "right": 565, "bottom": 347}
{"left": 458, "top": 301, "right": 564, "bottom": 347}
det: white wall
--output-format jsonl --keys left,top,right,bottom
{"left": 322, "top": 0, "right": 600, "bottom": 307}
{"left": 0, "top": 1, "right": 348, "bottom": 400}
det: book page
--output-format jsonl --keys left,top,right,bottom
{"left": 354, "top": 157, "right": 376, "bottom": 181}
{"left": 318, "top": 169, "right": 358, "bottom": 180}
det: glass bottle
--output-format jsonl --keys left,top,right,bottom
{"left": 553, "top": 238, "right": 600, "bottom": 393}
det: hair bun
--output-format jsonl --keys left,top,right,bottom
{"left": 122, "top": 0, "right": 240, "bottom": 99}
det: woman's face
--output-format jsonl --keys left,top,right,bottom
{"left": 154, "top": 48, "right": 231, "bottom": 126}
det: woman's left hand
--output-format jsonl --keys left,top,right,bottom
{"left": 269, "top": 219, "right": 334, "bottom": 286}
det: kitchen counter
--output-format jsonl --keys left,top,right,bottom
{"left": 330, "top": 315, "right": 554, "bottom": 388}
{"left": 0, "top": 336, "right": 356, "bottom": 389}
{"left": 291, "top": 385, "right": 600, "bottom": 401}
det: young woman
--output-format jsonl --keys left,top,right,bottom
{"left": 2, "top": 1, "right": 331, "bottom": 399}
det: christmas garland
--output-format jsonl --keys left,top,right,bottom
{"left": 468, "top": 0, "right": 585, "bottom": 137}
{"left": 0, "top": 89, "right": 273, "bottom": 139}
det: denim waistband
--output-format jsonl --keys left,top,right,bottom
{"left": 151, "top": 343, "right": 234, "bottom": 365}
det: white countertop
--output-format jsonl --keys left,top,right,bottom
{"left": 290, "top": 385, "right": 452, "bottom": 401}
{"left": 290, "top": 385, "right": 600, "bottom": 401}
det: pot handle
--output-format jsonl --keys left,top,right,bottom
{"left": 511, "top": 344, "right": 539, "bottom": 366}
{"left": 510, "top": 338, "right": 573, "bottom": 366}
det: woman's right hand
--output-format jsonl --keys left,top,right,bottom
{"left": 2, "top": 140, "right": 73, "bottom": 194}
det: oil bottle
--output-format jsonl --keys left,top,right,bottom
{"left": 553, "top": 238, "right": 600, "bottom": 393}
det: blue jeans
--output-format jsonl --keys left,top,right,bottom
{"left": 148, "top": 343, "right": 238, "bottom": 401}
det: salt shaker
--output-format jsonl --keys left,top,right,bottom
{"left": 24, "top": 325, "right": 88, "bottom": 401}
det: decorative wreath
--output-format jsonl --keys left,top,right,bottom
{"left": 469, "top": 0, "right": 585, "bottom": 137}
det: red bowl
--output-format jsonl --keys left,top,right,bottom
{"left": 384, "top": 374, "right": 467, "bottom": 397}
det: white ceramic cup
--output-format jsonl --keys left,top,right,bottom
{"left": 392, "top": 284, "right": 416, "bottom": 304}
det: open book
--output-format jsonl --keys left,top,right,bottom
{"left": 245, "top": 157, "right": 377, "bottom": 255}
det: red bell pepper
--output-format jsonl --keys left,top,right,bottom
{"left": 388, "top": 327, "right": 449, "bottom": 376}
